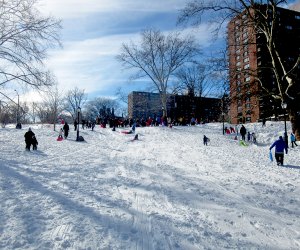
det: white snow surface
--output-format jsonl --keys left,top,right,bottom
{"left": 0, "top": 122, "right": 299, "bottom": 250}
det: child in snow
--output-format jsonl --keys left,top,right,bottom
{"left": 252, "top": 132, "right": 256, "bottom": 143}
{"left": 57, "top": 128, "right": 63, "bottom": 141}
{"left": 247, "top": 131, "right": 251, "bottom": 141}
{"left": 32, "top": 135, "right": 38, "bottom": 150}
{"left": 203, "top": 135, "right": 209, "bottom": 146}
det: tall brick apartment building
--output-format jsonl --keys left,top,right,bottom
{"left": 228, "top": 5, "right": 300, "bottom": 124}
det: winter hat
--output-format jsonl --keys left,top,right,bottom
{"left": 28, "top": 127, "right": 31, "bottom": 131}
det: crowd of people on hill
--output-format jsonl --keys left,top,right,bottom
{"left": 23, "top": 116, "right": 298, "bottom": 167}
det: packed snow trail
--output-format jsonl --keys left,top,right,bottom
{"left": 0, "top": 122, "right": 299, "bottom": 249}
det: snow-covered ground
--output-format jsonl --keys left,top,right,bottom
{"left": 0, "top": 121, "right": 299, "bottom": 249}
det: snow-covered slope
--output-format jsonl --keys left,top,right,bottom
{"left": 0, "top": 122, "right": 299, "bottom": 249}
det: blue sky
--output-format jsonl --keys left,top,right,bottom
{"left": 22, "top": 0, "right": 299, "bottom": 103}
{"left": 29, "top": 0, "right": 218, "bottom": 102}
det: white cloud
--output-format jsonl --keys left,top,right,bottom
{"left": 38, "top": 0, "right": 187, "bottom": 19}
{"left": 34, "top": 0, "right": 219, "bottom": 102}
{"left": 45, "top": 32, "right": 142, "bottom": 95}
{"left": 46, "top": 22, "right": 214, "bottom": 96}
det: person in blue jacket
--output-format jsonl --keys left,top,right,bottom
{"left": 269, "top": 136, "right": 288, "bottom": 166}
{"left": 290, "top": 132, "right": 298, "bottom": 148}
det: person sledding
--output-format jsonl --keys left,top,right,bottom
{"left": 121, "top": 121, "right": 136, "bottom": 134}
{"left": 57, "top": 128, "right": 63, "bottom": 141}
{"left": 269, "top": 136, "right": 288, "bottom": 166}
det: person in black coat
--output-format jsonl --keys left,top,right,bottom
{"left": 24, "top": 127, "right": 35, "bottom": 151}
{"left": 32, "top": 135, "right": 38, "bottom": 150}
{"left": 203, "top": 135, "right": 209, "bottom": 146}
{"left": 240, "top": 125, "right": 247, "bottom": 141}
{"left": 63, "top": 122, "right": 70, "bottom": 139}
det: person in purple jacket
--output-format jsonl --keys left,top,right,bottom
{"left": 269, "top": 136, "right": 288, "bottom": 166}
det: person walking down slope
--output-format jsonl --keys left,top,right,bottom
{"left": 63, "top": 122, "right": 70, "bottom": 139}
{"left": 269, "top": 136, "right": 288, "bottom": 166}
{"left": 240, "top": 125, "right": 247, "bottom": 141}
{"left": 24, "top": 127, "right": 35, "bottom": 151}
{"left": 290, "top": 132, "right": 298, "bottom": 148}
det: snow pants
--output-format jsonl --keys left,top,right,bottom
{"left": 25, "top": 141, "right": 31, "bottom": 151}
{"left": 275, "top": 152, "right": 284, "bottom": 165}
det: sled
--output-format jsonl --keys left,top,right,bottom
{"left": 269, "top": 151, "right": 273, "bottom": 162}
{"left": 57, "top": 137, "right": 63, "bottom": 141}
{"left": 239, "top": 140, "right": 248, "bottom": 146}
{"left": 121, "top": 130, "right": 133, "bottom": 134}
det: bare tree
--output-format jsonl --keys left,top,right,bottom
{"left": 175, "top": 63, "right": 219, "bottom": 97}
{"left": 179, "top": 0, "right": 300, "bottom": 138}
{"left": 85, "top": 97, "right": 119, "bottom": 120}
{"left": 0, "top": 0, "right": 61, "bottom": 94}
{"left": 116, "top": 28, "right": 200, "bottom": 117}
{"left": 115, "top": 87, "right": 128, "bottom": 105}
{"left": 40, "top": 85, "right": 64, "bottom": 131}
{"left": 64, "top": 87, "right": 87, "bottom": 121}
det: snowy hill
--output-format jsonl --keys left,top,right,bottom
{"left": 0, "top": 122, "right": 299, "bottom": 249}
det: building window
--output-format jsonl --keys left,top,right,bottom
{"left": 244, "top": 57, "right": 249, "bottom": 63}
{"left": 236, "top": 55, "right": 240, "bottom": 60}
{"left": 296, "top": 15, "right": 300, "bottom": 20}
{"left": 286, "top": 25, "right": 293, "bottom": 30}
{"left": 246, "top": 109, "right": 251, "bottom": 115}
{"left": 244, "top": 64, "right": 250, "bottom": 69}
{"left": 246, "top": 116, "right": 251, "bottom": 122}
{"left": 236, "top": 49, "right": 241, "bottom": 54}
{"left": 245, "top": 103, "right": 251, "bottom": 108}
{"left": 236, "top": 62, "right": 241, "bottom": 66}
